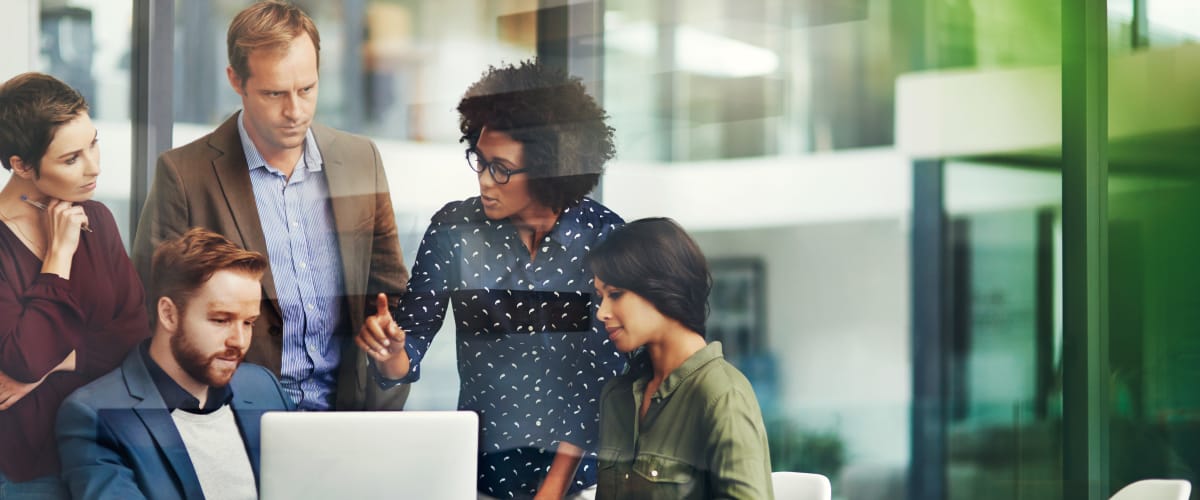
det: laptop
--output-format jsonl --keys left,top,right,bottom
{"left": 259, "top": 411, "right": 478, "bottom": 500}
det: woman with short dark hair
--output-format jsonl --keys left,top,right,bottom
{"left": 0, "top": 72, "right": 149, "bottom": 498}
{"left": 588, "top": 218, "right": 774, "bottom": 500}
{"left": 357, "top": 60, "right": 625, "bottom": 499}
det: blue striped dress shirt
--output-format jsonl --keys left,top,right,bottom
{"left": 238, "top": 115, "right": 347, "bottom": 410}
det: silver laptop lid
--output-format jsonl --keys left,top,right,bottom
{"left": 259, "top": 411, "right": 478, "bottom": 500}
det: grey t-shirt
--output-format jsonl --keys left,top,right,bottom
{"left": 172, "top": 405, "right": 257, "bottom": 500}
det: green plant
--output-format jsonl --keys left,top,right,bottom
{"left": 765, "top": 416, "right": 846, "bottom": 478}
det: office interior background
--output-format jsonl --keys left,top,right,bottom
{"left": 2, "top": 0, "right": 1198, "bottom": 499}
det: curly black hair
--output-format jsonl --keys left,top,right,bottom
{"left": 457, "top": 59, "right": 615, "bottom": 213}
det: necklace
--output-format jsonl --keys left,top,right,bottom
{"left": 0, "top": 202, "right": 45, "bottom": 256}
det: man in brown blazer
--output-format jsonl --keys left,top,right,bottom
{"left": 132, "top": 1, "right": 409, "bottom": 410}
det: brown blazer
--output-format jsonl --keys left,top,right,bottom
{"left": 131, "top": 113, "right": 410, "bottom": 410}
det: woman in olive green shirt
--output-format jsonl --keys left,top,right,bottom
{"left": 588, "top": 218, "right": 774, "bottom": 500}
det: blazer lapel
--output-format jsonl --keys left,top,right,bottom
{"left": 313, "top": 125, "right": 368, "bottom": 313}
{"left": 208, "top": 114, "right": 282, "bottom": 317}
{"left": 124, "top": 351, "right": 206, "bottom": 500}
{"left": 230, "top": 388, "right": 266, "bottom": 487}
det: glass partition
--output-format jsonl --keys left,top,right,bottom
{"left": 0, "top": 0, "right": 136, "bottom": 244}
{"left": 67, "top": 0, "right": 1197, "bottom": 497}
{"left": 598, "top": 0, "right": 1077, "bottom": 497}
{"left": 1105, "top": 0, "right": 1200, "bottom": 495}
{"left": 601, "top": 1, "right": 915, "bottom": 494}
{"left": 904, "top": 1, "right": 1067, "bottom": 494}
{"left": 944, "top": 162, "right": 1063, "bottom": 500}
{"left": 170, "top": 0, "right": 540, "bottom": 409}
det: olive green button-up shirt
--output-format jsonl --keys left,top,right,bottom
{"left": 596, "top": 342, "right": 774, "bottom": 500}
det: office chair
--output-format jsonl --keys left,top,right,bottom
{"left": 1109, "top": 479, "right": 1191, "bottom": 500}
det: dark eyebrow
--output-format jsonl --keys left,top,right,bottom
{"left": 56, "top": 129, "right": 99, "bottom": 161}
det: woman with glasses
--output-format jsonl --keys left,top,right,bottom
{"left": 588, "top": 218, "right": 773, "bottom": 500}
{"left": 356, "top": 60, "right": 624, "bottom": 500}
{"left": 0, "top": 73, "right": 149, "bottom": 498}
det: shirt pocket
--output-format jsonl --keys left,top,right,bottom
{"left": 596, "top": 447, "right": 624, "bottom": 498}
{"left": 632, "top": 454, "right": 702, "bottom": 499}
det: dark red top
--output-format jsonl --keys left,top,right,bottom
{"left": 0, "top": 200, "right": 149, "bottom": 481}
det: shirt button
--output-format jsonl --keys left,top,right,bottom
{"left": 624, "top": 473, "right": 630, "bottom": 480}
{"left": 650, "top": 470, "right": 658, "bottom": 477}
{"left": 299, "top": 262, "right": 307, "bottom": 269}
{"left": 291, "top": 220, "right": 299, "bottom": 227}
{"left": 306, "top": 304, "right": 315, "bottom": 311}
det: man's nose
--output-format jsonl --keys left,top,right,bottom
{"left": 229, "top": 322, "right": 252, "bottom": 349}
{"left": 282, "top": 93, "right": 300, "bottom": 120}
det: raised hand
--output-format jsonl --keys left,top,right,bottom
{"left": 44, "top": 199, "right": 88, "bottom": 255}
{"left": 40, "top": 199, "right": 89, "bottom": 279}
{"left": 355, "top": 293, "right": 410, "bottom": 378}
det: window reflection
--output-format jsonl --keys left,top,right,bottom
{"left": 35, "top": 0, "right": 134, "bottom": 244}
{"left": 602, "top": 0, "right": 919, "bottom": 494}
{"left": 1106, "top": 0, "right": 1200, "bottom": 493}
{"left": 14, "top": 0, "right": 1190, "bottom": 496}
{"left": 1109, "top": 0, "right": 1200, "bottom": 50}
{"left": 944, "top": 163, "right": 1063, "bottom": 500}
{"left": 172, "top": 0, "right": 539, "bottom": 411}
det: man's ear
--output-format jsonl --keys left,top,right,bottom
{"left": 9, "top": 156, "right": 35, "bottom": 180}
{"left": 157, "top": 296, "right": 180, "bottom": 333}
{"left": 226, "top": 66, "right": 245, "bottom": 96}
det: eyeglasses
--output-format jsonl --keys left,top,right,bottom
{"left": 466, "top": 150, "right": 529, "bottom": 185}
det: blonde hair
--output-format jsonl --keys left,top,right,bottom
{"left": 226, "top": 1, "right": 321, "bottom": 86}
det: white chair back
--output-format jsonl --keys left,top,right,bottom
{"left": 1109, "top": 479, "right": 1191, "bottom": 500}
{"left": 771, "top": 471, "right": 832, "bottom": 500}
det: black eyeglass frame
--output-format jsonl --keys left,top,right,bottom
{"left": 466, "top": 149, "right": 530, "bottom": 185}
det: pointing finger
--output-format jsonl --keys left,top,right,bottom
{"left": 375, "top": 293, "right": 390, "bottom": 318}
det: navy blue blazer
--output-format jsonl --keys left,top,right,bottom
{"left": 56, "top": 345, "right": 293, "bottom": 500}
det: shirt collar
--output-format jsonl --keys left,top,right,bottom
{"left": 236, "top": 111, "right": 324, "bottom": 174}
{"left": 141, "top": 342, "right": 234, "bottom": 414}
{"left": 634, "top": 341, "right": 725, "bottom": 400}
{"left": 543, "top": 200, "right": 589, "bottom": 248}
{"left": 473, "top": 197, "right": 586, "bottom": 249}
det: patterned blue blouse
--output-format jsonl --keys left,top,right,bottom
{"left": 383, "top": 196, "right": 626, "bottom": 498}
